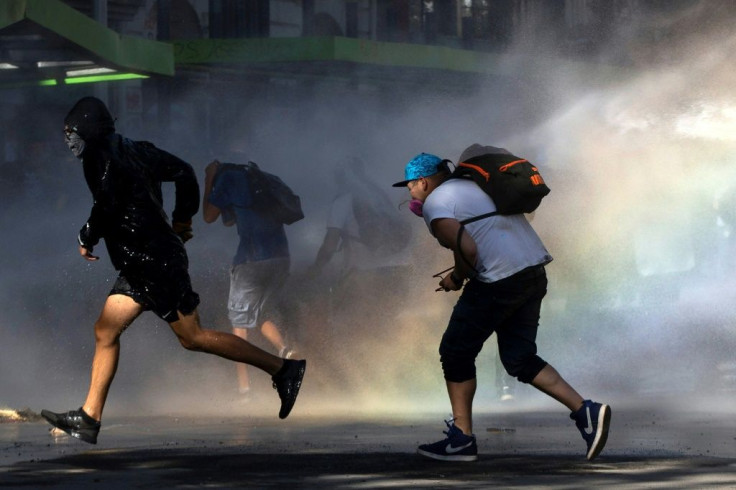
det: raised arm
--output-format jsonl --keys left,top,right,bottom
{"left": 202, "top": 160, "right": 222, "bottom": 224}
{"left": 152, "top": 147, "right": 200, "bottom": 223}
{"left": 431, "top": 217, "right": 478, "bottom": 290}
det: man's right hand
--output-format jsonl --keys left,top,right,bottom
{"left": 438, "top": 273, "right": 463, "bottom": 292}
{"left": 79, "top": 245, "right": 99, "bottom": 261}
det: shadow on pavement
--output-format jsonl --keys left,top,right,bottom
{"left": 2, "top": 450, "right": 735, "bottom": 489}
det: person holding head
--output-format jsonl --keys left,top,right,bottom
{"left": 392, "top": 148, "right": 610, "bottom": 462}
{"left": 309, "top": 155, "right": 411, "bottom": 279}
{"left": 41, "top": 97, "right": 306, "bottom": 444}
{"left": 306, "top": 156, "right": 413, "bottom": 383}
{"left": 202, "top": 158, "right": 297, "bottom": 398}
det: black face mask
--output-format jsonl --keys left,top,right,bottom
{"left": 64, "top": 130, "right": 86, "bottom": 158}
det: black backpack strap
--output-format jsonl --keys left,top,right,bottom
{"left": 459, "top": 211, "right": 499, "bottom": 226}
{"left": 455, "top": 211, "right": 499, "bottom": 273}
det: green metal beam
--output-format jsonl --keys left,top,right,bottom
{"left": 173, "top": 36, "right": 626, "bottom": 82}
{"left": 0, "top": 0, "right": 174, "bottom": 76}
{"left": 173, "top": 36, "right": 497, "bottom": 72}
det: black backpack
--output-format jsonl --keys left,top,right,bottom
{"left": 450, "top": 151, "right": 550, "bottom": 271}
{"left": 218, "top": 162, "right": 305, "bottom": 225}
{"left": 451, "top": 151, "right": 550, "bottom": 220}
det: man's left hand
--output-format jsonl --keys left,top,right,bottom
{"left": 173, "top": 220, "right": 194, "bottom": 243}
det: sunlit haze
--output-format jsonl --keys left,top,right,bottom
{"left": 1, "top": 2, "right": 735, "bottom": 420}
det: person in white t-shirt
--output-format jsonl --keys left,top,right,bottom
{"left": 310, "top": 156, "right": 410, "bottom": 277}
{"left": 307, "top": 156, "right": 412, "bottom": 381}
{"left": 392, "top": 147, "right": 610, "bottom": 463}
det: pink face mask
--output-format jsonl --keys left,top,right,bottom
{"left": 408, "top": 199, "right": 424, "bottom": 217}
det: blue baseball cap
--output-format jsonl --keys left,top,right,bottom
{"left": 392, "top": 153, "right": 445, "bottom": 187}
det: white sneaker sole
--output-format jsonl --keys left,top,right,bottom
{"left": 587, "top": 404, "right": 611, "bottom": 460}
{"left": 417, "top": 448, "right": 478, "bottom": 462}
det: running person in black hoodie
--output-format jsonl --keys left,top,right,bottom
{"left": 41, "top": 97, "right": 305, "bottom": 444}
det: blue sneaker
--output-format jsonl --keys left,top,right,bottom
{"left": 417, "top": 419, "right": 478, "bottom": 462}
{"left": 570, "top": 400, "right": 611, "bottom": 460}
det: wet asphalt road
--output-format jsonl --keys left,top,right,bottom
{"left": 1, "top": 395, "right": 735, "bottom": 489}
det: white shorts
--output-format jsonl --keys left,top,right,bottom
{"left": 228, "top": 257, "right": 289, "bottom": 328}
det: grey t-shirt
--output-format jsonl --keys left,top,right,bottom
{"left": 422, "top": 178, "right": 552, "bottom": 283}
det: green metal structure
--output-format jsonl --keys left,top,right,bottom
{"left": 0, "top": 0, "right": 173, "bottom": 87}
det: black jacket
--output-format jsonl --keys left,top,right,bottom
{"left": 78, "top": 134, "right": 199, "bottom": 273}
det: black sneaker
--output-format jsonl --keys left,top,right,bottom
{"left": 271, "top": 359, "right": 306, "bottom": 419}
{"left": 41, "top": 407, "right": 100, "bottom": 444}
{"left": 417, "top": 419, "right": 478, "bottom": 462}
{"left": 570, "top": 400, "right": 611, "bottom": 460}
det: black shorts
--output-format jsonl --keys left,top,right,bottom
{"left": 439, "top": 265, "right": 548, "bottom": 383}
{"left": 110, "top": 266, "right": 200, "bottom": 323}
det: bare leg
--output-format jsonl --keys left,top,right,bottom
{"left": 530, "top": 364, "right": 584, "bottom": 412}
{"left": 169, "top": 310, "right": 283, "bottom": 375}
{"left": 260, "top": 320, "right": 287, "bottom": 353}
{"left": 83, "top": 295, "right": 143, "bottom": 421}
{"left": 446, "top": 378, "right": 477, "bottom": 435}
{"left": 232, "top": 326, "right": 251, "bottom": 392}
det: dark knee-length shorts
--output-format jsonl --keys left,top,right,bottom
{"left": 439, "top": 265, "right": 549, "bottom": 384}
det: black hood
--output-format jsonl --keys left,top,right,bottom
{"left": 64, "top": 96, "right": 115, "bottom": 141}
